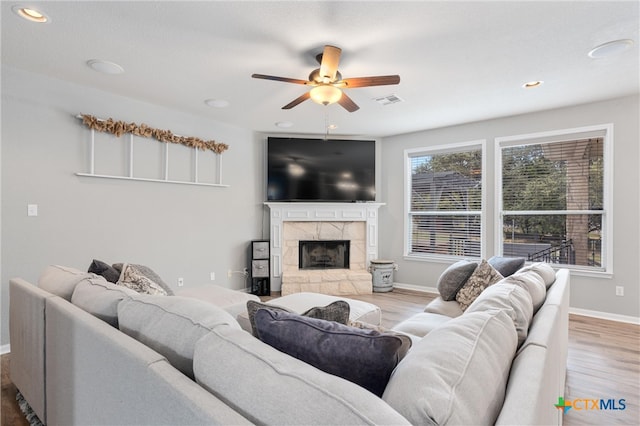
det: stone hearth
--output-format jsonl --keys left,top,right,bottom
{"left": 265, "top": 202, "right": 384, "bottom": 296}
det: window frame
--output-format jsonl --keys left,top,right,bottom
{"left": 404, "top": 139, "right": 487, "bottom": 262}
{"left": 495, "top": 124, "right": 613, "bottom": 277}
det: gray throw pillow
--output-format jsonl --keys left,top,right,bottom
{"left": 88, "top": 259, "right": 121, "bottom": 283}
{"left": 246, "top": 299, "right": 350, "bottom": 337}
{"left": 455, "top": 260, "right": 503, "bottom": 311}
{"left": 487, "top": 256, "right": 525, "bottom": 277}
{"left": 437, "top": 260, "right": 478, "bottom": 301}
{"left": 254, "top": 309, "right": 411, "bottom": 397}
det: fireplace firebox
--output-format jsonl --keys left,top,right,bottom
{"left": 299, "top": 240, "right": 350, "bottom": 270}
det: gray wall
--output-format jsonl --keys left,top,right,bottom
{"left": 378, "top": 95, "right": 639, "bottom": 319}
{"left": 2, "top": 65, "right": 638, "bottom": 348}
{"left": 1, "top": 67, "right": 267, "bottom": 347}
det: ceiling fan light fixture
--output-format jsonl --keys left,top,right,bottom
{"left": 310, "top": 85, "right": 342, "bottom": 106}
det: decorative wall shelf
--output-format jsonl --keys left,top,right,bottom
{"left": 75, "top": 114, "right": 229, "bottom": 187}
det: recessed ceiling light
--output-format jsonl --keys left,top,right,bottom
{"left": 12, "top": 5, "right": 49, "bottom": 23}
{"left": 275, "top": 121, "right": 293, "bottom": 128}
{"left": 588, "top": 39, "right": 635, "bottom": 59}
{"left": 87, "top": 59, "right": 124, "bottom": 75}
{"left": 204, "top": 98, "right": 230, "bottom": 108}
{"left": 522, "top": 80, "right": 544, "bottom": 89}
{"left": 327, "top": 124, "right": 338, "bottom": 130}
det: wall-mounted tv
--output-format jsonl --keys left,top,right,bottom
{"left": 267, "top": 137, "right": 376, "bottom": 202}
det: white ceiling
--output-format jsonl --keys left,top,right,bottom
{"left": 2, "top": 1, "right": 638, "bottom": 138}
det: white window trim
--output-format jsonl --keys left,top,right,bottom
{"left": 494, "top": 124, "right": 614, "bottom": 277}
{"left": 404, "top": 139, "right": 487, "bottom": 262}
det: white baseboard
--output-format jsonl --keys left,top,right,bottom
{"left": 394, "top": 283, "right": 640, "bottom": 326}
{"left": 392, "top": 282, "right": 438, "bottom": 295}
{"left": 569, "top": 307, "right": 640, "bottom": 325}
{"left": 1, "top": 344, "right": 10, "bottom": 355}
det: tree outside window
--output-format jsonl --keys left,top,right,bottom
{"left": 501, "top": 138, "right": 605, "bottom": 270}
{"left": 407, "top": 144, "right": 483, "bottom": 258}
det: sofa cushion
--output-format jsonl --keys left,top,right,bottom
{"left": 174, "top": 284, "right": 259, "bottom": 318}
{"left": 88, "top": 259, "right": 121, "bottom": 283}
{"left": 38, "top": 265, "right": 93, "bottom": 301}
{"left": 71, "top": 276, "right": 138, "bottom": 327}
{"left": 118, "top": 295, "right": 240, "bottom": 379}
{"left": 466, "top": 283, "right": 533, "bottom": 346}
{"left": 246, "top": 299, "right": 350, "bottom": 336}
{"left": 488, "top": 256, "right": 526, "bottom": 277}
{"left": 517, "top": 262, "right": 556, "bottom": 288}
{"left": 254, "top": 309, "right": 411, "bottom": 397}
{"left": 383, "top": 310, "right": 518, "bottom": 426}
{"left": 116, "top": 263, "right": 171, "bottom": 296}
{"left": 502, "top": 270, "right": 547, "bottom": 312}
{"left": 424, "top": 296, "right": 464, "bottom": 318}
{"left": 193, "top": 326, "right": 412, "bottom": 425}
{"left": 455, "top": 260, "right": 503, "bottom": 311}
{"left": 436, "top": 260, "right": 478, "bottom": 301}
{"left": 391, "top": 312, "right": 452, "bottom": 338}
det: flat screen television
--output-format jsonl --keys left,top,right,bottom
{"left": 267, "top": 137, "right": 376, "bottom": 202}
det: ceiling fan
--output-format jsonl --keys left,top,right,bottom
{"left": 252, "top": 45, "right": 400, "bottom": 112}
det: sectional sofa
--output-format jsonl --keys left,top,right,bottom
{"left": 9, "top": 262, "right": 569, "bottom": 425}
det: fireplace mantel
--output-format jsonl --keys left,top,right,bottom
{"left": 265, "top": 202, "right": 385, "bottom": 292}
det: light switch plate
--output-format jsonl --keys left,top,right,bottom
{"left": 27, "top": 204, "right": 38, "bottom": 216}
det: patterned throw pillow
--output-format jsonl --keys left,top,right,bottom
{"left": 246, "top": 300, "right": 350, "bottom": 337}
{"left": 113, "top": 263, "right": 174, "bottom": 295}
{"left": 455, "top": 260, "right": 503, "bottom": 311}
{"left": 116, "top": 263, "right": 169, "bottom": 296}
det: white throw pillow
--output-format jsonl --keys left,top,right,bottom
{"left": 383, "top": 310, "right": 518, "bottom": 425}
{"left": 502, "top": 270, "right": 547, "bottom": 312}
{"left": 467, "top": 283, "right": 533, "bottom": 346}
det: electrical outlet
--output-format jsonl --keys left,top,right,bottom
{"left": 227, "top": 269, "right": 232, "bottom": 278}
{"left": 27, "top": 204, "right": 38, "bottom": 217}
{"left": 615, "top": 286, "right": 624, "bottom": 297}
{"left": 210, "top": 272, "right": 216, "bottom": 281}
{"left": 177, "top": 277, "right": 184, "bottom": 287}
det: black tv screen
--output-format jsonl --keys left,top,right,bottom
{"left": 267, "top": 137, "right": 376, "bottom": 202}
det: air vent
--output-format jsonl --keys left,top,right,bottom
{"left": 374, "top": 94, "right": 404, "bottom": 106}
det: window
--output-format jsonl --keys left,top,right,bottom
{"left": 405, "top": 141, "right": 484, "bottom": 259}
{"left": 497, "top": 125, "right": 611, "bottom": 273}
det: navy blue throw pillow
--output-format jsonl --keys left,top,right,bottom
{"left": 254, "top": 309, "right": 411, "bottom": 397}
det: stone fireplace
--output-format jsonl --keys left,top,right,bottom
{"left": 265, "top": 202, "right": 384, "bottom": 296}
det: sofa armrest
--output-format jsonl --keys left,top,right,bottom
{"left": 44, "top": 296, "right": 251, "bottom": 425}
{"left": 9, "top": 278, "right": 56, "bottom": 423}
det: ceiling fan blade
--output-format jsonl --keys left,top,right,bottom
{"left": 252, "top": 74, "right": 309, "bottom": 85}
{"left": 282, "top": 92, "right": 311, "bottom": 109}
{"left": 337, "top": 75, "right": 401, "bottom": 88}
{"left": 337, "top": 92, "right": 360, "bottom": 112}
{"left": 319, "top": 45, "right": 342, "bottom": 82}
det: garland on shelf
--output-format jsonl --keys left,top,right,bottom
{"left": 79, "top": 114, "right": 229, "bottom": 154}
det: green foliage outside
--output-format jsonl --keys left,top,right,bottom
{"left": 411, "top": 142, "right": 603, "bottom": 254}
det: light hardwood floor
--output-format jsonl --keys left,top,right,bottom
{"left": 2, "top": 289, "right": 638, "bottom": 425}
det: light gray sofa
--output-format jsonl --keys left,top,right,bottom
{"left": 9, "top": 263, "right": 569, "bottom": 425}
